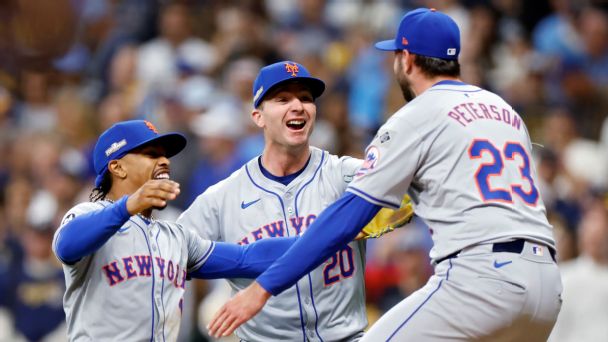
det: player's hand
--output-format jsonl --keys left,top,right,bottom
{"left": 207, "top": 281, "right": 271, "bottom": 338}
{"left": 126, "top": 179, "right": 180, "bottom": 215}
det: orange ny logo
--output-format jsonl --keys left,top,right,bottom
{"left": 144, "top": 120, "right": 159, "bottom": 134}
{"left": 285, "top": 63, "right": 299, "bottom": 76}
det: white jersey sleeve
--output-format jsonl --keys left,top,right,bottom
{"left": 328, "top": 155, "right": 363, "bottom": 193}
{"left": 347, "top": 116, "right": 423, "bottom": 209}
{"left": 183, "top": 224, "right": 215, "bottom": 272}
{"left": 177, "top": 183, "right": 225, "bottom": 240}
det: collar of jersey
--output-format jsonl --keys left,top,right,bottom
{"left": 257, "top": 153, "right": 311, "bottom": 186}
{"left": 433, "top": 79, "right": 467, "bottom": 87}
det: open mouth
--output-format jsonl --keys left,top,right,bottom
{"left": 286, "top": 119, "right": 306, "bottom": 131}
{"left": 153, "top": 171, "right": 170, "bottom": 180}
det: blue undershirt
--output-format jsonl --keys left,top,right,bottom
{"left": 258, "top": 154, "right": 310, "bottom": 186}
{"left": 54, "top": 197, "right": 297, "bottom": 278}
{"left": 257, "top": 192, "right": 381, "bottom": 295}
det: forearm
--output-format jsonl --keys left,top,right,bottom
{"left": 55, "top": 197, "right": 131, "bottom": 263}
{"left": 257, "top": 193, "right": 381, "bottom": 295}
{"left": 191, "top": 237, "right": 298, "bottom": 279}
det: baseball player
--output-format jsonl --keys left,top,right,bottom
{"left": 208, "top": 8, "right": 563, "bottom": 341}
{"left": 52, "top": 120, "right": 300, "bottom": 341}
{"left": 178, "top": 61, "right": 369, "bottom": 342}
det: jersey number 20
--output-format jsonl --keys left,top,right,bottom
{"left": 323, "top": 246, "right": 354, "bottom": 286}
{"left": 469, "top": 139, "right": 539, "bottom": 206}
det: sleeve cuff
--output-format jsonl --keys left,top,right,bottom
{"left": 115, "top": 196, "right": 131, "bottom": 220}
{"left": 346, "top": 187, "right": 400, "bottom": 209}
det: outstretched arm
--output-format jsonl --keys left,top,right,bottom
{"left": 207, "top": 192, "right": 381, "bottom": 337}
{"left": 55, "top": 197, "right": 131, "bottom": 264}
{"left": 55, "top": 179, "right": 180, "bottom": 264}
{"left": 189, "top": 237, "right": 298, "bottom": 279}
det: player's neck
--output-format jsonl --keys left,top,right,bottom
{"left": 412, "top": 73, "right": 460, "bottom": 97}
{"left": 105, "top": 189, "right": 153, "bottom": 219}
{"left": 260, "top": 145, "right": 310, "bottom": 176}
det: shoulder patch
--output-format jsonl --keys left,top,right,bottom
{"left": 355, "top": 146, "right": 380, "bottom": 177}
{"left": 379, "top": 131, "right": 391, "bottom": 144}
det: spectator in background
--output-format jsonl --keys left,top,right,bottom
{"left": 136, "top": 2, "right": 217, "bottom": 99}
{"left": 1, "top": 186, "right": 66, "bottom": 341}
{"left": 7, "top": 223, "right": 66, "bottom": 342}
{"left": 187, "top": 102, "right": 247, "bottom": 206}
{"left": 550, "top": 196, "right": 608, "bottom": 341}
{"left": 222, "top": 58, "right": 266, "bottom": 161}
{"left": 15, "top": 70, "right": 56, "bottom": 134}
{"left": 535, "top": 147, "right": 581, "bottom": 234}
{"left": 164, "top": 76, "right": 220, "bottom": 209}
{"left": 544, "top": 108, "right": 608, "bottom": 192}
{"left": 1, "top": 1, "right": 608, "bottom": 340}
{"left": 375, "top": 223, "right": 433, "bottom": 314}
{"left": 346, "top": 27, "right": 391, "bottom": 140}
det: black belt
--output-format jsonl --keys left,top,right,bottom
{"left": 436, "top": 239, "right": 556, "bottom": 264}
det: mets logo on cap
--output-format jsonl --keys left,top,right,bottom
{"left": 144, "top": 120, "right": 159, "bottom": 133}
{"left": 285, "top": 62, "right": 299, "bottom": 76}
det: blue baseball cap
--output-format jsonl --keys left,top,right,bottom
{"left": 93, "top": 120, "right": 186, "bottom": 187}
{"left": 375, "top": 8, "right": 460, "bottom": 60}
{"left": 252, "top": 61, "right": 325, "bottom": 108}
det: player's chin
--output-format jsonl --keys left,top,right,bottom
{"left": 286, "top": 127, "right": 310, "bottom": 139}
{"left": 152, "top": 204, "right": 168, "bottom": 211}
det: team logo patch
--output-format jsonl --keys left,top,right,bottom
{"left": 379, "top": 131, "right": 391, "bottom": 144}
{"left": 285, "top": 62, "right": 299, "bottom": 77}
{"left": 447, "top": 48, "right": 457, "bottom": 56}
{"left": 144, "top": 120, "right": 158, "bottom": 134}
{"left": 402, "top": 37, "right": 409, "bottom": 45}
{"left": 105, "top": 139, "right": 127, "bottom": 157}
{"left": 532, "top": 245, "right": 544, "bottom": 256}
{"left": 355, "top": 146, "right": 379, "bottom": 177}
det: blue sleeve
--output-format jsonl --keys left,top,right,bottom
{"left": 257, "top": 192, "right": 381, "bottom": 295}
{"left": 190, "top": 237, "right": 297, "bottom": 279}
{"left": 55, "top": 197, "right": 131, "bottom": 264}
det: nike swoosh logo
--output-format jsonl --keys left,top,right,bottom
{"left": 494, "top": 260, "right": 513, "bottom": 268}
{"left": 118, "top": 226, "right": 129, "bottom": 233}
{"left": 241, "top": 199, "right": 261, "bottom": 209}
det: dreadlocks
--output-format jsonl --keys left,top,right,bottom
{"left": 89, "top": 172, "right": 112, "bottom": 202}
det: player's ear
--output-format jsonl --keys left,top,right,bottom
{"left": 403, "top": 50, "right": 415, "bottom": 74}
{"left": 108, "top": 160, "right": 127, "bottom": 180}
{"left": 251, "top": 107, "right": 264, "bottom": 128}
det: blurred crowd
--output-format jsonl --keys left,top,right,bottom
{"left": 0, "top": 0, "right": 607, "bottom": 341}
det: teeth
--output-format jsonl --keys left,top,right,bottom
{"left": 287, "top": 120, "right": 305, "bottom": 125}
{"left": 155, "top": 173, "right": 170, "bottom": 180}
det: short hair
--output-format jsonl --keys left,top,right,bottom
{"left": 89, "top": 171, "right": 112, "bottom": 202}
{"left": 413, "top": 54, "right": 460, "bottom": 78}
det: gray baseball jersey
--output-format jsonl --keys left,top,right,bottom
{"left": 178, "top": 147, "right": 366, "bottom": 342}
{"left": 52, "top": 200, "right": 215, "bottom": 342}
{"left": 348, "top": 81, "right": 555, "bottom": 261}
{"left": 347, "top": 81, "right": 561, "bottom": 340}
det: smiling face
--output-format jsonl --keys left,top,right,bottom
{"left": 108, "top": 143, "right": 171, "bottom": 194}
{"left": 252, "top": 82, "right": 316, "bottom": 152}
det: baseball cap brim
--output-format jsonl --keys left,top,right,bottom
{"left": 94, "top": 132, "right": 186, "bottom": 187}
{"left": 256, "top": 77, "right": 325, "bottom": 108}
{"left": 132, "top": 133, "right": 187, "bottom": 159}
{"left": 375, "top": 39, "right": 399, "bottom": 51}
